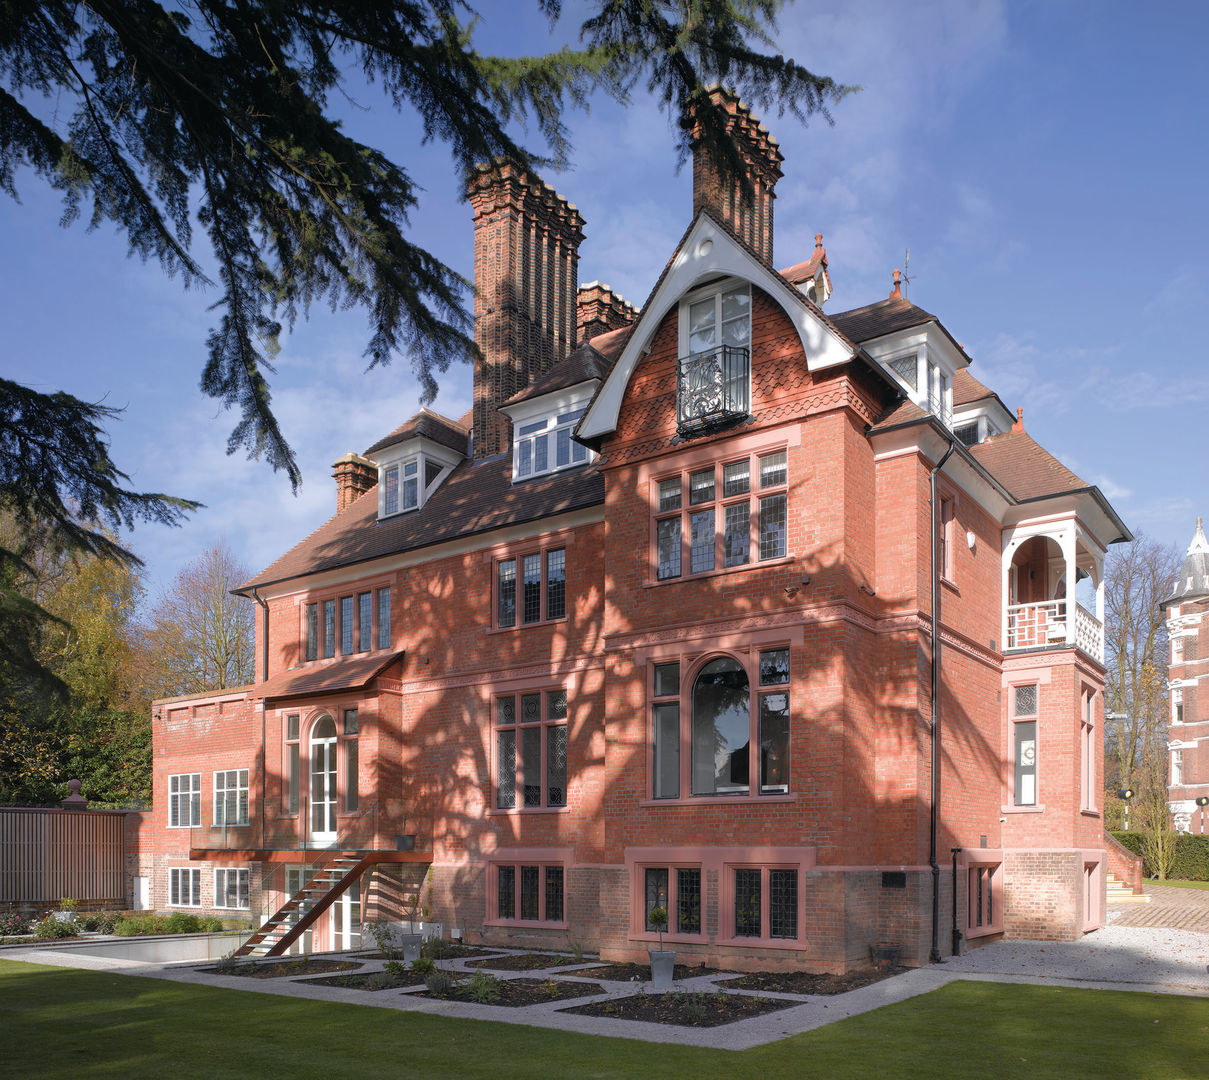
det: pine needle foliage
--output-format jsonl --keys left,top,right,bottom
{"left": 1, "top": 1, "right": 853, "bottom": 488}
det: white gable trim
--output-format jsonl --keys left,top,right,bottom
{"left": 578, "top": 215, "right": 853, "bottom": 441}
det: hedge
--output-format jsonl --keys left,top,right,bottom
{"left": 1110, "top": 830, "right": 1209, "bottom": 880}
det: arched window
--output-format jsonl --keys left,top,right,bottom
{"left": 654, "top": 648, "right": 791, "bottom": 800}
{"left": 691, "top": 658, "right": 750, "bottom": 796}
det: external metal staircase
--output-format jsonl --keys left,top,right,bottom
{"left": 235, "top": 853, "right": 374, "bottom": 957}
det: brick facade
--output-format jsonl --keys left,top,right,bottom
{"left": 140, "top": 93, "right": 1124, "bottom": 968}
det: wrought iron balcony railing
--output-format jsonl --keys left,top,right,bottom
{"left": 676, "top": 345, "right": 750, "bottom": 433}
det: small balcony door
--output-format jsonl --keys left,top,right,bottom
{"left": 310, "top": 715, "right": 338, "bottom": 846}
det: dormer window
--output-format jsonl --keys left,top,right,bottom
{"left": 677, "top": 280, "right": 751, "bottom": 434}
{"left": 377, "top": 448, "right": 457, "bottom": 519}
{"left": 515, "top": 408, "right": 589, "bottom": 480}
{"left": 883, "top": 350, "right": 953, "bottom": 429}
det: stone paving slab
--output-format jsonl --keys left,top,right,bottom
{"left": 1109, "top": 882, "right": 1209, "bottom": 931}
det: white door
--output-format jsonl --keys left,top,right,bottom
{"left": 310, "top": 715, "right": 338, "bottom": 846}
{"left": 284, "top": 867, "right": 313, "bottom": 956}
{"left": 330, "top": 877, "right": 361, "bottom": 951}
{"left": 133, "top": 876, "right": 150, "bottom": 910}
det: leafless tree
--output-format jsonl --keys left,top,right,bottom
{"left": 141, "top": 542, "right": 254, "bottom": 697}
{"left": 1103, "top": 535, "right": 1181, "bottom": 791}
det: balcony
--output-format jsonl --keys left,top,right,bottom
{"left": 1006, "top": 599, "right": 1104, "bottom": 663}
{"left": 677, "top": 345, "right": 750, "bottom": 434}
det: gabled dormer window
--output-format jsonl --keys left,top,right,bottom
{"left": 677, "top": 280, "right": 751, "bottom": 434}
{"left": 883, "top": 350, "right": 953, "bottom": 429}
{"left": 515, "top": 408, "right": 589, "bottom": 480}
{"left": 377, "top": 446, "right": 457, "bottom": 519}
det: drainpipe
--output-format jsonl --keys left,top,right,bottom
{"left": 929, "top": 439, "right": 956, "bottom": 964}
{"left": 251, "top": 587, "right": 269, "bottom": 853}
{"left": 951, "top": 847, "right": 963, "bottom": 957}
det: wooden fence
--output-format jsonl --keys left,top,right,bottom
{"left": 0, "top": 808, "right": 128, "bottom": 906}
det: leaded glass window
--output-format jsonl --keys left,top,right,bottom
{"left": 545, "top": 866, "right": 564, "bottom": 922}
{"left": 657, "top": 517, "right": 682, "bottom": 580}
{"left": 498, "top": 558, "right": 517, "bottom": 628}
{"left": 495, "top": 689, "right": 568, "bottom": 810}
{"left": 522, "top": 554, "right": 542, "bottom": 624}
{"left": 323, "top": 599, "right": 336, "bottom": 658}
{"left": 377, "top": 587, "right": 391, "bottom": 649}
{"left": 497, "top": 866, "right": 515, "bottom": 919}
{"left": 520, "top": 865, "right": 540, "bottom": 920}
{"left": 677, "top": 868, "right": 702, "bottom": 934}
{"left": 769, "top": 869, "right": 797, "bottom": 938}
{"left": 546, "top": 549, "right": 566, "bottom": 620}
{"left": 340, "top": 596, "right": 354, "bottom": 655}
{"left": 305, "top": 603, "right": 318, "bottom": 661}
{"left": 734, "top": 868, "right": 761, "bottom": 937}
{"left": 357, "top": 592, "right": 372, "bottom": 652}
{"left": 691, "top": 658, "right": 750, "bottom": 796}
{"left": 645, "top": 868, "right": 669, "bottom": 930}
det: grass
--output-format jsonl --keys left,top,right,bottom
{"left": 1159, "top": 879, "right": 1209, "bottom": 890}
{"left": 3, "top": 958, "right": 1208, "bottom": 1079}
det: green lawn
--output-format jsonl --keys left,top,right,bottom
{"left": 1160, "top": 879, "right": 1209, "bottom": 891}
{"left": 2, "top": 958, "right": 1207, "bottom": 1079}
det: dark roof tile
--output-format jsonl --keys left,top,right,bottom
{"left": 260, "top": 651, "right": 405, "bottom": 701}
{"left": 364, "top": 408, "right": 469, "bottom": 457}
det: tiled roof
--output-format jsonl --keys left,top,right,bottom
{"left": 505, "top": 328, "right": 632, "bottom": 407}
{"left": 364, "top": 408, "right": 469, "bottom": 457}
{"left": 868, "top": 397, "right": 931, "bottom": 431}
{"left": 779, "top": 251, "right": 824, "bottom": 285}
{"left": 241, "top": 453, "right": 604, "bottom": 589}
{"left": 968, "top": 430, "right": 1090, "bottom": 501}
{"left": 953, "top": 368, "right": 995, "bottom": 406}
{"left": 828, "top": 296, "right": 937, "bottom": 343}
{"left": 259, "top": 651, "right": 405, "bottom": 701}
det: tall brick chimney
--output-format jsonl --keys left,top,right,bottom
{"left": 468, "top": 161, "right": 585, "bottom": 459}
{"left": 576, "top": 281, "right": 638, "bottom": 343}
{"left": 691, "top": 85, "right": 784, "bottom": 265}
{"left": 332, "top": 452, "right": 377, "bottom": 512}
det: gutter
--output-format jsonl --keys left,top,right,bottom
{"left": 929, "top": 438, "right": 957, "bottom": 964}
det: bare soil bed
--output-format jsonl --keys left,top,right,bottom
{"left": 303, "top": 970, "right": 419, "bottom": 991}
{"left": 206, "top": 958, "right": 360, "bottom": 979}
{"left": 575, "top": 962, "right": 718, "bottom": 981}
{"left": 563, "top": 990, "right": 797, "bottom": 1027}
{"left": 412, "top": 976, "right": 606, "bottom": 1006}
{"left": 466, "top": 952, "right": 582, "bottom": 971}
{"left": 353, "top": 944, "right": 497, "bottom": 961}
{"left": 719, "top": 967, "right": 902, "bottom": 995}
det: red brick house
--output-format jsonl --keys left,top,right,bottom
{"left": 143, "top": 89, "right": 1129, "bottom": 969}
{"left": 1166, "top": 518, "right": 1209, "bottom": 834}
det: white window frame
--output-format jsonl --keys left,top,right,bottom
{"left": 1172, "top": 748, "right": 1184, "bottom": 786}
{"left": 214, "top": 769, "right": 250, "bottom": 827}
{"left": 679, "top": 278, "right": 752, "bottom": 359}
{"left": 502, "top": 385, "right": 597, "bottom": 484}
{"left": 169, "top": 867, "right": 202, "bottom": 908}
{"left": 214, "top": 868, "right": 250, "bottom": 910}
{"left": 375, "top": 438, "right": 460, "bottom": 519}
{"left": 168, "top": 773, "right": 201, "bottom": 829}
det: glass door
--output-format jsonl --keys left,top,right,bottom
{"left": 284, "top": 866, "right": 313, "bottom": 955}
{"left": 330, "top": 877, "right": 361, "bottom": 951}
{"left": 310, "top": 715, "right": 338, "bottom": 845}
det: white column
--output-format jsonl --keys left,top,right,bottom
{"left": 1059, "top": 525, "right": 1077, "bottom": 645}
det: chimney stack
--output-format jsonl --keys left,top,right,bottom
{"left": 332, "top": 452, "right": 377, "bottom": 512}
{"left": 576, "top": 281, "right": 638, "bottom": 343}
{"left": 468, "top": 161, "right": 585, "bottom": 458}
{"left": 691, "top": 86, "right": 784, "bottom": 265}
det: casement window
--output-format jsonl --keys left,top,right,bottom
{"left": 495, "top": 689, "right": 568, "bottom": 810}
{"left": 304, "top": 586, "right": 390, "bottom": 661}
{"left": 1172, "top": 748, "right": 1184, "bottom": 786}
{"left": 1174, "top": 687, "right": 1184, "bottom": 725}
{"left": 514, "top": 408, "right": 590, "bottom": 480}
{"left": 653, "top": 450, "right": 787, "bottom": 581}
{"left": 494, "top": 863, "right": 565, "bottom": 923}
{"left": 496, "top": 548, "right": 566, "bottom": 628}
{"left": 168, "top": 773, "right": 201, "bottom": 828}
{"left": 677, "top": 282, "right": 751, "bottom": 432}
{"left": 1012, "top": 685, "right": 1038, "bottom": 806}
{"left": 652, "top": 648, "right": 790, "bottom": 799}
{"left": 1080, "top": 690, "right": 1096, "bottom": 812}
{"left": 381, "top": 455, "right": 446, "bottom": 516}
{"left": 169, "top": 868, "right": 202, "bottom": 908}
{"left": 285, "top": 714, "right": 300, "bottom": 814}
{"left": 214, "top": 868, "right": 250, "bottom": 910}
{"left": 728, "top": 866, "right": 798, "bottom": 940}
{"left": 343, "top": 708, "right": 359, "bottom": 812}
{"left": 642, "top": 866, "right": 702, "bottom": 937}
{"left": 214, "top": 769, "right": 249, "bottom": 826}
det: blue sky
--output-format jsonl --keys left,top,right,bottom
{"left": 3, "top": 0, "right": 1206, "bottom": 600}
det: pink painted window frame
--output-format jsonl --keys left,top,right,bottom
{"left": 961, "top": 851, "right": 1004, "bottom": 939}
{"left": 484, "top": 847, "right": 572, "bottom": 929}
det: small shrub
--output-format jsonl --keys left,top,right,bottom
{"left": 570, "top": 941, "right": 585, "bottom": 962}
{"left": 213, "top": 951, "right": 240, "bottom": 974}
{"left": 58, "top": 897, "right": 79, "bottom": 912}
{"left": 81, "top": 911, "right": 119, "bottom": 933}
{"left": 422, "top": 937, "right": 461, "bottom": 960}
{"left": 0, "top": 910, "right": 32, "bottom": 936}
{"left": 364, "top": 971, "right": 394, "bottom": 991}
{"left": 461, "top": 970, "right": 501, "bottom": 1004}
{"left": 384, "top": 960, "right": 406, "bottom": 979}
{"left": 200, "top": 917, "right": 224, "bottom": 932}
{"left": 424, "top": 970, "right": 456, "bottom": 998}
{"left": 411, "top": 956, "right": 435, "bottom": 976}
{"left": 35, "top": 916, "right": 79, "bottom": 940}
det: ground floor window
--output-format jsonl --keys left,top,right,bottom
{"left": 169, "top": 867, "right": 202, "bottom": 907}
{"left": 964, "top": 858, "right": 1003, "bottom": 939}
{"left": 491, "top": 861, "right": 566, "bottom": 924}
{"left": 214, "top": 868, "right": 250, "bottom": 909}
{"left": 729, "top": 866, "right": 798, "bottom": 940}
{"left": 643, "top": 866, "right": 702, "bottom": 936}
